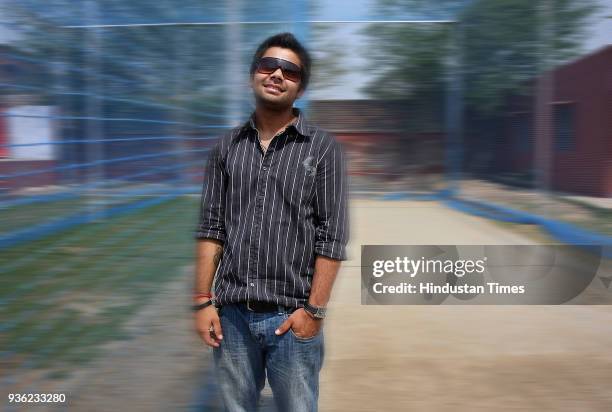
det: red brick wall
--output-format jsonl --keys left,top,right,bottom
{"left": 0, "top": 107, "right": 8, "bottom": 158}
{"left": 0, "top": 160, "right": 57, "bottom": 191}
{"left": 549, "top": 47, "right": 611, "bottom": 197}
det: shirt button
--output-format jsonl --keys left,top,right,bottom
{"left": 250, "top": 283, "right": 255, "bottom": 287}
{"left": 262, "top": 166, "right": 268, "bottom": 171}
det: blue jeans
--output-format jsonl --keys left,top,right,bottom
{"left": 213, "top": 303, "right": 324, "bottom": 412}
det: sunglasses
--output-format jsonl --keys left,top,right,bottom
{"left": 255, "top": 57, "right": 302, "bottom": 82}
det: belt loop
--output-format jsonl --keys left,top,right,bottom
{"left": 276, "top": 304, "right": 285, "bottom": 314}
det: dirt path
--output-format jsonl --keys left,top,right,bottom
{"left": 64, "top": 270, "right": 208, "bottom": 412}
{"left": 319, "top": 198, "right": 612, "bottom": 411}
{"left": 4, "top": 198, "right": 611, "bottom": 411}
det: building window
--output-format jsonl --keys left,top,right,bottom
{"left": 554, "top": 103, "right": 575, "bottom": 151}
{"left": 510, "top": 112, "right": 533, "bottom": 152}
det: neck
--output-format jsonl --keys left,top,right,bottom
{"left": 254, "top": 105, "right": 296, "bottom": 138}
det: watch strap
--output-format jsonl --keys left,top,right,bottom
{"left": 192, "top": 299, "right": 215, "bottom": 312}
{"left": 303, "top": 302, "right": 326, "bottom": 319}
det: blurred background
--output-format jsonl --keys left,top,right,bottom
{"left": 0, "top": 0, "right": 611, "bottom": 411}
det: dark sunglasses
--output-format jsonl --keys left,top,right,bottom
{"left": 255, "top": 57, "right": 302, "bottom": 82}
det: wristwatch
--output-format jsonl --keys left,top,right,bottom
{"left": 192, "top": 299, "right": 215, "bottom": 312}
{"left": 303, "top": 302, "right": 326, "bottom": 319}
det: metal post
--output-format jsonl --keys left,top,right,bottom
{"left": 444, "top": 21, "right": 463, "bottom": 196}
{"left": 292, "top": 0, "right": 310, "bottom": 113}
{"left": 173, "top": 20, "right": 188, "bottom": 187}
{"left": 226, "top": 0, "right": 242, "bottom": 127}
{"left": 84, "top": 0, "right": 105, "bottom": 219}
{"left": 535, "top": 0, "right": 554, "bottom": 211}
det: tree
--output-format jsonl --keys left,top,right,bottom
{"left": 362, "top": 0, "right": 598, "bottom": 115}
{"left": 2, "top": 0, "right": 239, "bottom": 120}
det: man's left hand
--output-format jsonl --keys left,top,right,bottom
{"left": 275, "top": 308, "right": 322, "bottom": 339}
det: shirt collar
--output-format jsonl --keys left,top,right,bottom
{"left": 241, "top": 107, "right": 312, "bottom": 138}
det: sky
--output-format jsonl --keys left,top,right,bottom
{"left": 583, "top": 0, "right": 612, "bottom": 52}
{"left": 308, "top": 0, "right": 374, "bottom": 100}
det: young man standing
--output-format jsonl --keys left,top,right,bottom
{"left": 193, "top": 32, "right": 349, "bottom": 411}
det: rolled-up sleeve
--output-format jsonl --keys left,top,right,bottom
{"left": 314, "top": 135, "right": 350, "bottom": 261}
{"left": 195, "top": 141, "right": 227, "bottom": 242}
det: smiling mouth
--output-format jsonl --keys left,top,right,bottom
{"left": 263, "top": 84, "right": 283, "bottom": 93}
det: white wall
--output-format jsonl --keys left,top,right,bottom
{"left": 5, "top": 106, "right": 57, "bottom": 160}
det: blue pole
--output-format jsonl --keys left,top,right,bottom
{"left": 292, "top": 0, "right": 310, "bottom": 114}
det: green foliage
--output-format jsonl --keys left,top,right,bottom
{"left": 2, "top": 0, "right": 231, "bottom": 117}
{"left": 310, "top": 24, "right": 351, "bottom": 90}
{"left": 361, "top": 23, "right": 452, "bottom": 101}
{"left": 363, "top": 0, "right": 598, "bottom": 115}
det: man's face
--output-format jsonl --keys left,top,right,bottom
{"left": 251, "top": 46, "right": 304, "bottom": 110}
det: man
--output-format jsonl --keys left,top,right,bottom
{"left": 193, "top": 32, "right": 349, "bottom": 412}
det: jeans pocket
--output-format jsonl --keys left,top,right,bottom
{"left": 289, "top": 326, "right": 321, "bottom": 342}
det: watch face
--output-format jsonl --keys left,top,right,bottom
{"left": 305, "top": 303, "right": 326, "bottom": 318}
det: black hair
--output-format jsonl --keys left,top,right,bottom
{"left": 249, "top": 32, "right": 312, "bottom": 91}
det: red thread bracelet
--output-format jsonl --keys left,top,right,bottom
{"left": 193, "top": 293, "right": 214, "bottom": 299}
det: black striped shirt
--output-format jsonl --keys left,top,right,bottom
{"left": 195, "top": 108, "right": 349, "bottom": 309}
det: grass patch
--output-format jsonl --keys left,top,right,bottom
{"left": 1, "top": 196, "right": 199, "bottom": 373}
